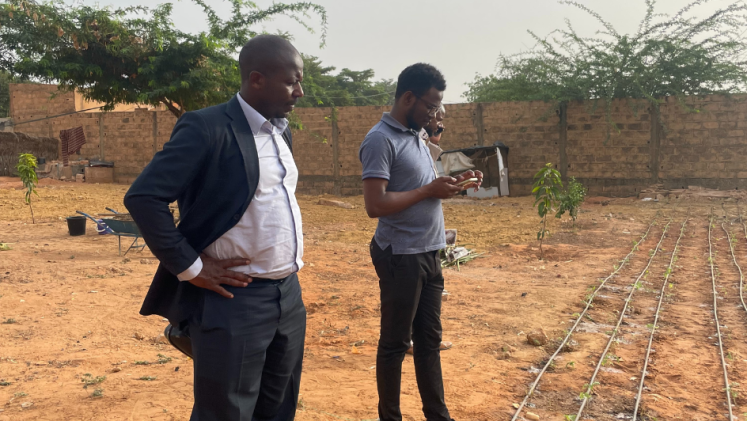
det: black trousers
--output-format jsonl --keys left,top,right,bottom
{"left": 371, "top": 240, "right": 451, "bottom": 421}
{"left": 189, "top": 273, "right": 306, "bottom": 421}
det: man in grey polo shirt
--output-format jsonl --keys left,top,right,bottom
{"left": 360, "top": 63, "right": 482, "bottom": 421}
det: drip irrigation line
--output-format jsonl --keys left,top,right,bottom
{"left": 709, "top": 208, "right": 735, "bottom": 421}
{"left": 632, "top": 215, "right": 689, "bottom": 420}
{"left": 740, "top": 202, "right": 747, "bottom": 313}
{"left": 722, "top": 221, "right": 747, "bottom": 316}
{"left": 510, "top": 213, "right": 660, "bottom": 421}
{"left": 739, "top": 201, "right": 747, "bottom": 242}
{"left": 575, "top": 217, "right": 673, "bottom": 420}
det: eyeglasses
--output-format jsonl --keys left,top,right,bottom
{"left": 415, "top": 96, "right": 442, "bottom": 117}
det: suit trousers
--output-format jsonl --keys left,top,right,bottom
{"left": 189, "top": 273, "right": 306, "bottom": 421}
{"left": 370, "top": 240, "right": 451, "bottom": 421}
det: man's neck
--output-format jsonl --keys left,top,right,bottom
{"left": 389, "top": 106, "right": 411, "bottom": 131}
{"left": 239, "top": 90, "right": 273, "bottom": 122}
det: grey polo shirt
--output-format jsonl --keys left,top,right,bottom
{"left": 359, "top": 113, "right": 446, "bottom": 255}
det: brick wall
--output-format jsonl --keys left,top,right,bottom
{"left": 9, "top": 83, "right": 747, "bottom": 195}
{"left": 10, "top": 84, "right": 76, "bottom": 138}
{"left": 9, "top": 84, "right": 178, "bottom": 184}
{"left": 565, "top": 99, "right": 653, "bottom": 196}
{"left": 659, "top": 95, "right": 747, "bottom": 190}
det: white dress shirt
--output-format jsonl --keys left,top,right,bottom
{"left": 177, "top": 94, "right": 304, "bottom": 281}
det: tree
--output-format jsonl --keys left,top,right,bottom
{"left": 296, "top": 54, "right": 395, "bottom": 108}
{"left": 0, "top": 70, "right": 21, "bottom": 118}
{"left": 464, "top": 0, "right": 747, "bottom": 126}
{"left": 16, "top": 153, "right": 38, "bottom": 224}
{"left": 556, "top": 177, "right": 586, "bottom": 227}
{"left": 0, "top": 0, "right": 327, "bottom": 118}
{"left": 533, "top": 163, "right": 563, "bottom": 260}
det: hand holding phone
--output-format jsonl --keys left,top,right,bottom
{"left": 455, "top": 178, "right": 478, "bottom": 187}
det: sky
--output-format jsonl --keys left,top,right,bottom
{"left": 75, "top": 0, "right": 731, "bottom": 103}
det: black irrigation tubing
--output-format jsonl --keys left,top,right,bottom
{"left": 740, "top": 202, "right": 747, "bottom": 242}
{"left": 510, "top": 214, "right": 660, "bottom": 421}
{"left": 739, "top": 202, "right": 747, "bottom": 307}
{"left": 575, "top": 217, "right": 673, "bottom": 420}
{"left": 722, "top": 220, "right": 747, "bottom": 316}
{"left": 709, "top": 208, "right": 735, "bottom": 421}
{"left": 632, "top": 215, "right": 689, "bottom": 421}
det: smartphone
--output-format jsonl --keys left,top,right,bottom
{"left": 456, "top": 178, "right": 478, "bottom": 187}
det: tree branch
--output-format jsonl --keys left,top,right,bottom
{"left": 161, "top": 98, "right": 183, "bottom": 118}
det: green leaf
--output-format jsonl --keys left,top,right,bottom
{"left": 0, "top": 0, "right": 329, "bottom": 118}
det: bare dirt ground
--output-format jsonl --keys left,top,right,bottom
{"left": 1, "top": 177, "right": 746, "bottom": 421}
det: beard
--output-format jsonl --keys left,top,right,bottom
{"left": 405, "top": 108, "right": 424, "bottom": 131}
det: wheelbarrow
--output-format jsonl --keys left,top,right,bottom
{"left": 74, "top": 210, "right": 115, "bottom": 235}
{"left": 77, "top": 209, "right": 148, "bottom": 256}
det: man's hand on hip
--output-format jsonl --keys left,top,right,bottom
{"left": 189, "top": 254, "right": 252, "bottom": 298}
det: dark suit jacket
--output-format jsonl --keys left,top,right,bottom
{"left": 124, "top": 96, "right": 293, "bottom": 324}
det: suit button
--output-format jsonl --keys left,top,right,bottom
{"left": 234, "top": 214, "right": 240, "bottom": 221}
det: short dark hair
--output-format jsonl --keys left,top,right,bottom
{"left": 394, "top": 63, "right": 446, "bottom": 99}
{"left": 239, "top": 34, "right": 299, "bottom": 81}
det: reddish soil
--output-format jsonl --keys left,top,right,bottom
{"left": 1, "top": 179, "right": 744, "bottom": 421}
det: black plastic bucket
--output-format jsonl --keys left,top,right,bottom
{"left": 66, "top": 216, "right": 86, "bottom": 236}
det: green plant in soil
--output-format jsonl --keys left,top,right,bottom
{"left": 532, "top": 163, "right": 563, "bottom": 260}
{"left": 81, "top": 373, "right": 105, "bottom": 389}
{"left": 16, "top": 153, "right": 39, "bottom": 224}
{"left": 579, "top": 381, "right": 600, "bottom": 400}
{"left": 728, "top": 382, "right": 740, "bottom": 400}
{"left": 156, "top": 354, "right": 172, "bottom": 364}
{"left": 556, "top": 177, "right": 586, "bottom": 227}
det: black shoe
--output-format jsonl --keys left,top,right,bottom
{"left": 164, "top": 323, "right": 193, "bottom": 359}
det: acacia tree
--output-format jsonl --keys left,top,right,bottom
{"left": 464, "top": 0, "right": 747, "bottom": 131}
{"left": 0, "top": 0, "right": 327, "bottom": 118}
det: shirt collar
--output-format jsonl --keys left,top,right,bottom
{"left": 381, "top": 112, "right": 418, "bottom": 136}
{"left": 236, "top": 93, "right": 289, "bottom": 136}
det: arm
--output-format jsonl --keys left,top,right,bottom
{"left": 359, "top": 131, "right": 462, "bottom": 218}
{"left": 124, "top": 112, "right": 251, "bottom": 297}
{"left": 124, "top": 112, "right": 208, "bottom": 276}
{"left": 362, "top": 176, "right": 461, "bottom": 218}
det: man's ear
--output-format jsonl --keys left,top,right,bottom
{"left": 249, "top": 71, "right": 265, "bottom": 90}
{"left": 400, "top": 91, "right": 417, "bottom": 107}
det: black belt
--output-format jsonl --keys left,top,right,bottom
{"left": 251, "top": 274, "right": 292, "bottom": 284}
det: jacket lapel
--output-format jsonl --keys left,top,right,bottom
{"left": 225, "top": 96, "right": 260, "bottom": 203}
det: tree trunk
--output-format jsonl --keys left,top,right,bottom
{"left": 539, "top": 217, "right": 546, "bottom": 260}
{"left": 161, "top": 99, "right": 184, "bottom": 119}
{"left": 29, "top": 201, "right": 35, "bottom": 224}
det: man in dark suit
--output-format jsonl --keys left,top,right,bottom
{"left": 124, "top": 34, "right": 307, "bottom": 421}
